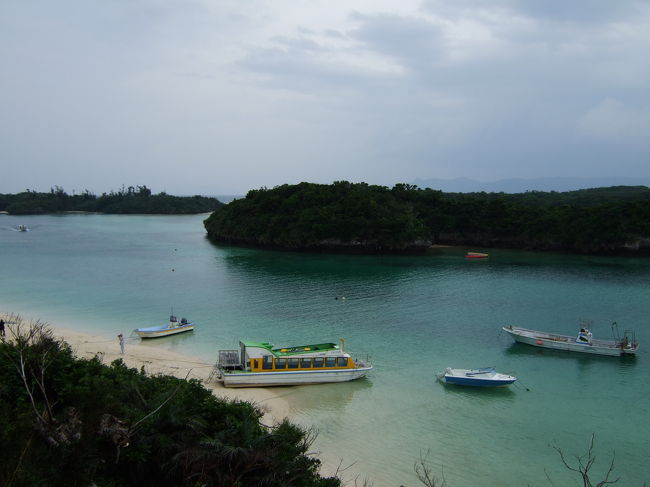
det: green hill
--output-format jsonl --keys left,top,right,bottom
{"left": 0, "top": 185, "right": 222, "bottom": 215}
{"left": 204, "top": 182, "right": 650, "bottom": 254}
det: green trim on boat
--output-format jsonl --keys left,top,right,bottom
{"left": 239, "top": 341, "right": 340, "bottom": 356}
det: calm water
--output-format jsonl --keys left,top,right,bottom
{"left": 1, "top": 214, "right": 649, "bottom": 486}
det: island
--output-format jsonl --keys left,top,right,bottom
{"left": 204, "top": 181, "right": 650, "bottom": 254}
{"left": 0, "top": 185, "right": 222, "bottom": 215}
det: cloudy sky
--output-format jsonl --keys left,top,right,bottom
{"left": 2, "top": 0, "right": 649, "bottom": 195}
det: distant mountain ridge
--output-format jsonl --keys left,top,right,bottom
{"left": 412, "top": 177, "right": 650, "bottom": 193}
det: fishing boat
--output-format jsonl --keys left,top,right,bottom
{"left": 465, "top": 251, "right": 488, "bottom": 259}
{"left": 437, "top": 367, "right": 516, "bottom": 387}
{"left": 502, "top": 323, "right": 638, "bottom": 356}
{"left": 214, "top": 339, "right": 372, "bottom": 387}
{"left": 134, "top": 315, "right": 194, "bottom": 338}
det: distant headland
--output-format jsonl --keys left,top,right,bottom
{"left": 0, "top": 185, "right": 222, "bottom": 215}
{"left": 203, "top": 181, "right": 650, "bottom": 255}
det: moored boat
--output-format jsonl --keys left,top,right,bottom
{"left": 502, "top": 323, "right": 638, "bottom": 356}
{"left": 135, "top": 315, "right": 194, "bottom": 338}
{"left": 437, "top": 367, "right": 516, "bottom": 387}
{"left": 215, "top": 339, "right": 372, "bottom": 387}
{"left": 465, "top": 251, "right": 488, "bottom": 259}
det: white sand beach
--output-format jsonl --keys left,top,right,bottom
{"left": 0, "top": 312, "right": 291, "bottom": 424}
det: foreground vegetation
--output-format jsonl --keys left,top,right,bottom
{"left": 0, "top": 185, "right": 222, "bottom": 214}
{"left": 204, "top": 182, "right": 650, "bottom": 254}
{"left": 0, "top": 320, "right": 338, "bottom": 487}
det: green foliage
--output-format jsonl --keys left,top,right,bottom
{"left": 204, "top": 182, "right": 650, "bottom": 254}
{"left": 0, "top": 323, "right": 339, "bottom": 487}
{"left": 204, "top": 181, "right": 431, "bottom": 252}
{"left": 0, "top": 185, "right": 222, "bottom": 214}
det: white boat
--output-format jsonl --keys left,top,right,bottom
{"left": 134, "top": 315, "right": 194, "bottom": 338}
{"left": 502, "top": 323, "right": 638, "bottom": 356}
{"left": 215, "top": 339, "right": 372, "bottom": 387}
{"left": 17, "top": 224, "right": 28, "bottom": 232}
{"left": 437, "top": 367, "right": 516, "bottom": 387}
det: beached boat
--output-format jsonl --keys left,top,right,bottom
{"left": 437, "top": 367, "right": 516, "bottom": 387}
{"left": 465, "top": 251, "right": 488, "bottom": 259}
{"left": 134, "top": 315, "right": 194, "bottom": 338}
{"left": 502, "top": 323, "right": 638, "bottom": 356}
{"left": 215, "top": 339, "right": 372, "bottom": 387}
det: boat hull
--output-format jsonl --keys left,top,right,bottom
{"left": 502, "top": 326, "right": 636, "bottom": 356}
{"left": 220, "top": 366, "right": 373, "bottom": 387}
{"left": 440, "top": 368, "right": 516, "bottom": 387}
{"left": 135, "top": 324, "right": 194, "bottom": 338}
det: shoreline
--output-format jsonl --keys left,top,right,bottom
{"left": 0, "top": 312, "right": 291, "bottom": 424}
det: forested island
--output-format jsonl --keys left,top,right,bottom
{"left": 0, "top": 185, "right": 222, "bottom": 214}
{"left": 204, "top": 181, "right": 650, "bottom": 254}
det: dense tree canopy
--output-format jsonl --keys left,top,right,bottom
{"left": 204, "top": 181, "right": 431, "bottom": 252}
{"left": 204, "top": 182, "right": 650, "bottom": 254}
{"left": 0, "top": 322, "right": 339, "bottom": 487}
{"left": 0, "top": 185, "right": 222, "bottom": 214}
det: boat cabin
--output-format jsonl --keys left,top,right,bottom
{"left": 218, "top": 340, "right": 354, "bottom": 373}
{"left": 576, "top": 327, "right": 593, "bottom": 345}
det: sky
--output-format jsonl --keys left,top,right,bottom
{"left": 2, "top": 0, "right": 650, "bottom": 196}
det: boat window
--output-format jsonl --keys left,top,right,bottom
{"left": 262, "top": 356, "right": 273, "bottom": 370}
{"left": 300, "top": 358, "right": 311, "bottom": 368}
{"left": 288, "top": 358, "right": 299, "bottom": 369}
{"left": 325, "top": 357, "right": 337, "bottom": 367}
{"left": 313, "top": 357, "right": 324, "bottom": 368}
{"left": 274, "top": 358, "right": 287, "bottom": 369}
{"left": 337, "top": 357, "right": 349, "bottom": 367}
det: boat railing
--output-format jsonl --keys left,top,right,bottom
{"left": 217, "top": 349, "right": 242, "bottom": 370}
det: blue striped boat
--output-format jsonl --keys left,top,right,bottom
{"left": 438, "top": 367, "right": 516, "bottom": 387}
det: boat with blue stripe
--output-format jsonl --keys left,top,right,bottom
{"left": 437, "top": 367, "right": 516, "bottom": 387}
{"left": 134, "top": 315, "right": 194, "bottom": 338}
{"left": 215, "top": 339, "right": 372, "bottom": 387}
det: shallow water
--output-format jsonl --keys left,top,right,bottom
{"left": 1, "top": 214, "right": 648, "bottom": 486}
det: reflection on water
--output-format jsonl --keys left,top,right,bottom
{"left": 282, "top": 378, "right": 374, "bottom": 415}
{"left": 438, "top": 381, "right": 517, "bottom": 401}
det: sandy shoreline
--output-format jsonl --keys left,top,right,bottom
{"left": 0, "top": 312, "right": 291, "bottom": 424}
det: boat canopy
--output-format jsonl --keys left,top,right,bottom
{"left": 239, "top": 341, "right": 340, "bottom": 357}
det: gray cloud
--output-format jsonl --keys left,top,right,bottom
{"left": 1, "top": 1, "right": 649, "bottom": 195}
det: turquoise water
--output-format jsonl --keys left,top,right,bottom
{"left": 1, "top": 214, "right": 649, "bottom": 486}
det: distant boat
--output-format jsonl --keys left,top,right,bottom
{"left": 437, "top": 367, "right": 516, "bottom": 387}
{"left": 134, "top": 315, "right": 194, "bottom": 338}
{"left": 502, "top": 323, "right": 638, "bottom": 356}
{"left": 214, "top": 339, "right": 372, "bottom": 387}
{"left": 17, "top": 224, "right": 28, "bottom": 232}
{"left": 465, "top": 252, "right": 488, "bottom": 259}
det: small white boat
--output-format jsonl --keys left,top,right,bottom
{"left": 502, "top": 323, "right": 638, "bottom": 356}
{"left": 17, "top": 224, "right": 28, "bottom": 232}
{"left": 215, "top": 339, "right": 372, "bottom": 387}
{"left": 134, "top": 315, "right": 194, "bottom": 339}
{"left": 437, "top": 367, "right": 516, "bottom": 387}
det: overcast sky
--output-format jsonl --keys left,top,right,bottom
{"left": 2, "top": 0, "right": 649, "bottom": 196}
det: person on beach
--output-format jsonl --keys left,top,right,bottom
{"left": 0, "top": 318, "right": 5, "bottom": 337}
{"left": 117, "top": 333, "right": 124, "bottom": 354}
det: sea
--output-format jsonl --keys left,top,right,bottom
{"left": 1, "top": 213, "right": 648, "bottom": 487}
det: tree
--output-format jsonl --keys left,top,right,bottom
{"left": 550, "top": 433, "right": 620, "bottom": 487}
